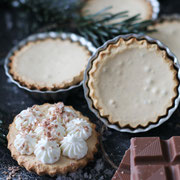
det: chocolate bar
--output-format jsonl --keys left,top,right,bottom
{"left": 131, "top": 137, "right": 180, "bottom": 180}
{"left": 112, "top": 136, "right": 180, "bottom": 180}
{"left": 112, "top": 149, "right": 130, "bottom": 180}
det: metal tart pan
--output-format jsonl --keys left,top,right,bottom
{"left": 83, "top": 34, "right": 180, "bottom": 133}
{"left": 4, "top": 32, "right": 96, "bottom": 101}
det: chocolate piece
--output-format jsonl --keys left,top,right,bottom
{"left": 112, "top": 150, "right": 130, "bottom": 180}
{"left": 131, "top": 137, "right": 180, "bottom": 180}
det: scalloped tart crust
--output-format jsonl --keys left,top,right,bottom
{"left": 9, "top": 38, "right": 91, "bottom": 90}
{"left": 88, "top": 38, "right": 178, "bottom": 128}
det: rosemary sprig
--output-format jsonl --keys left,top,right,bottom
{"left": 76, "top": 10, "right": 154, "bottom": 46}
{"left": 0, "top": 0, "right": 155, "bottom": 47}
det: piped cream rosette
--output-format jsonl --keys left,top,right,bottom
{"left": 14, "top": 102, "right": 93, "bottom": 164}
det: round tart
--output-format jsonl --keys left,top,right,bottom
{"left": 149, "top": 20, "right": 180, "bottom": 62}
{"left": 82, "top": 0, "right": 153, "bottom": 21}
{"left": 9, "top": 38, "right": 91, "bottom": 90}
{"left": 7, "top": 102, "right": 99, "bottom": 176}
{"left": 87, "top": 37, "right": 179, "bottom": 128}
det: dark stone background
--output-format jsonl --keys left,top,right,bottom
{"left": 0, "top": 0, "right": 180, "bottom": 179}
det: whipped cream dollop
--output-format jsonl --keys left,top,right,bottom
{"left": 61, "top": 134, "right": 88, "bottom": 160}
{"left": 47, "top": 103, "right": 76, "bottom": 125}
{"left": 66, "top": 118, "right": 92, "bottom": 140}
{"left": 14, "top": 103, "right": 93, "bottom": 164}
{"left": 47, "top": 106, "right": 61, "bottom": 121}
{"left": 31, "top": 105, "right": 43, "bottom": 117}
{"left": 35, "top": 119, "right": 66, "bottom": 141}
{"left": 47, "top": 102, "right": 64, "bottom": 122}
{"left": 34, "top": 138, "right": 60, "bottom": 164}
{"left": 61, "top": 107, "right": 77, "bottom": 124}
{"left": 15, "top": 108, "right": 38, "bottom": 132}
{"left": 14, "top": 133, "right": 36, "bottom": 155}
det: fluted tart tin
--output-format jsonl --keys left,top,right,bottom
{"left": 83, "top": 34, "right": 180, "bottom": 133}
{"left": 4, "top": 32, "right": 96, "bottom": 101}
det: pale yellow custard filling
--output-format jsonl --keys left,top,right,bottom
{"left": 88, "top": 39, "right": 178, "bottom": 128}
{"left": 10, "top": 38, "right": 90, "bottom": 89}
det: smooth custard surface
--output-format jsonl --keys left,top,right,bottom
{"left": 89, "top": 39, "right": 178, "bottom": 128}
{"left": 10, "top": 39, "right": 90, "bottom": 89}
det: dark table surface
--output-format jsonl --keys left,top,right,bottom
{"left": 1, "top": 0, "right": 180, "bottom": 179}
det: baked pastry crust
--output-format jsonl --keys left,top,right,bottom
{"left": 149, "top": 19, "right": 180, "bottom": 64}
{"left": 7, "top": 104, "right": 99, "bottom": 176}
{"left": 82, "top": 0, "right": 153, "bottom": 20}
{"left": 9, "top": 38, "right": 91, "bottom": 91}
{"left": 88, "top": 37, "right": 178, "bottom": 128}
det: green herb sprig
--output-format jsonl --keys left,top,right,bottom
{"left": 0, "top": 0, "right": 154, "bottom": 47}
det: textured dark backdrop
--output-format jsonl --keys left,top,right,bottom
{"left": 0, "top": 0, "right": 180, "bottom": 179}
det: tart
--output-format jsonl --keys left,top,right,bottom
{"left": 88, "top": 37, "right": 178, "bottom": 128}
{"left": 149, "top": 20, "right": 180, "bottom": 62}
{"left": 9, "top": 38, "right": 91, "bottom": 90}
{"left": 82, "top": 0, "right": 153, "bottom": 21}
{"left": 7, "top": 102, "right": 99, "bottom": 176}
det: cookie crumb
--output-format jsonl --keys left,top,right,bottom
{"left": 6, "top": 166, "right": 20, "bottom": 180}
